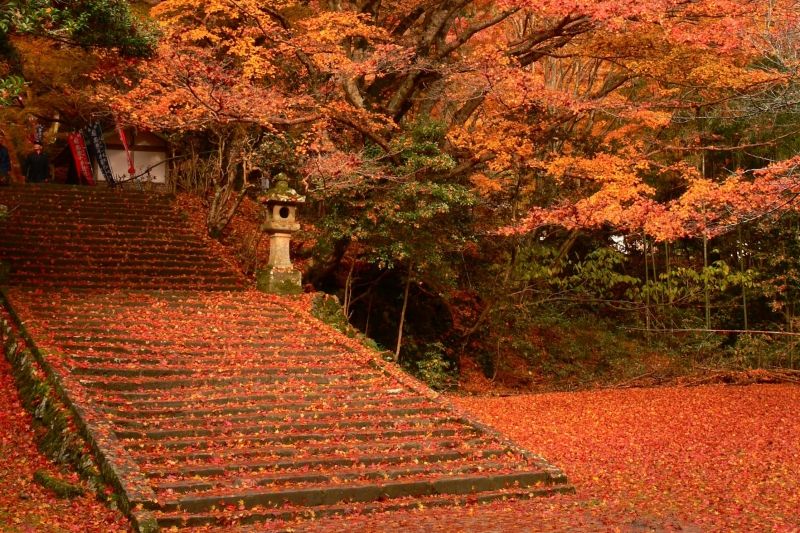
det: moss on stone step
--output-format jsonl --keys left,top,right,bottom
{"left": 33, "top": 470, "right": 86, "bottom": 499}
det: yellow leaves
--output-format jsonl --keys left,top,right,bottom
{"left": 469, "top": 173, "right": 504, "bottom": 195}
{"left": 179, "top": 28, "right": 219, "bottom": 45}
{"left": 300, "top": 12, "right": 389, "bottom": 46}
{"left": 296, "top": 14, "right": 406, "bottom": 78}
{"left": 623, "top": 109, "right": 672, "bottom": 130}
{"left": 546, "top": 154, "right": 648, "bottom": 190}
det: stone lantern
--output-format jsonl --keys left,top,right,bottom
{"left": 256, "top": 173, "right": 305, "bottom": 294}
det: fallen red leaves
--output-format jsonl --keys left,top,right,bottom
{"left": 454, "top": 385, "right": 800, "bottom": 531}
{"left": 0, "top": 354, "right": 129, "bottom": 532}
{"left": 253, "top": 384, "right": 800, "bottom": 532}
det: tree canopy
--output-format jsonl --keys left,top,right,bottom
{"left": 0, "top": 0, "right": 156, "bottom": 105}
{"left": 68, "top": 0, "right": 800, "bottom": 378}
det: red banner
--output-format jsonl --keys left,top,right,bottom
{"left": 117, "top": 123, "right": 136, "bottom": 175}
{"left": 68, "top": 132, "right": 95, "bottom": 185}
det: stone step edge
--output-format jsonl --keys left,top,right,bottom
{"left": 0, "top": 289, "right": 156, "bottom": 516}
{"left": 114, "top": 415, "right": 466, "bottom": 441}
{"left": 153, "top": 471, "right": 568, "bottom": 513}
{"left": 9, "top": 282, "right": 247, "bottom": 291}
{"left": 84, "top": 380, "right": 398, "bottom": 402}
{"left": 152, "top": 460, "right": 520, "bottom": 498}
{"left": 145, "top": 449, "right": 512, "bottom": 483}
{"left": 151, "top": 484, "right": 573, "bottom": 530}
{"left": 110, "top": 405, "right": 444, "bottom": 427}
{"left": 131, "top": 436, "right": 491, "bottom": 465}
{"left": 120, "top": 426, "right": 481, "bottom": 451}
{"left": 96, "top": 390, "right": 422, "bottom": 410}
{"left": 80, "top": 372, "right": 383, "bottom": 392}
{"left": 67, "top": 352, "right": 339, "bottom": 367}
{"left": 68, "top": 362, "right": 364, "bottom": 379}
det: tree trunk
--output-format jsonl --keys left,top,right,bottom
{"left": 703, "top": 232, "right": 710, "bottom": 330}
{"left": 394, "top": 260, "right": 413, "bottom": 362}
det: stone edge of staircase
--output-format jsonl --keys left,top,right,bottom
{"left": 0, "top": 288, "right": 160, "bottom": 532}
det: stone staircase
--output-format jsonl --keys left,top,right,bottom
{"left": 0, "top": 184, "right": 246, "bottom": 290}
{"left": 0, "top": 185, "right": 571, "bottom": 531}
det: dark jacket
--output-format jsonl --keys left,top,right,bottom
{"left": 24, "top": 151, "right": 49, "bottom": 183}
{"left": 0, "top": 144, "right": 10, "bottom": 174}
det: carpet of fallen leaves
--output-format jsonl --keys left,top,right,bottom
{"left": 291, "top": 384, "right": 800, "bottom": 532}
{"left": 0, "top": 354, "right": 129, "bottom": 533}
{"left": 3, "top": 349, "right": 799, "bottom": 532}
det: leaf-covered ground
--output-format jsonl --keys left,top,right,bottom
{"left": 286, "top": 384, "right": 800, "bottom": 532}
{"left": 2, "top": 339, "right": 799, "bottom": 533}
{"left": 0, "top": 355, "right": 129, "bottom": 532}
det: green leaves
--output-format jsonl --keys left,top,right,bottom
{"left": 0, "top": 0, "right": 156, "bottom": 107}
{"left": 0, "top": 0, "right": 156, "bottom": 57}
{"left": 0, "top": 73, "right": 23, "bottom": 106}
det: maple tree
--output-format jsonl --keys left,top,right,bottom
{"left": 103, "top": 0, "right": 800, "bottom": 374}
{"left": 0, "top": 0, "right": 155, "bottom": 105}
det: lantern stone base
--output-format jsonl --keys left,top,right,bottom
{"left": 256, "top": 266, "right": 303, "bottom": 295}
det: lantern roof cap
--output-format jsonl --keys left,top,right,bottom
{"left": 259, "top": 173, "right": 305, "bottom": 205}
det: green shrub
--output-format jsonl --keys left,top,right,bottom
{"left": 404, "top": 342, "right": 456, "bottom": 391}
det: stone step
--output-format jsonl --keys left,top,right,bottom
{"left": 95, "top": 390, "right": 423, "bottom": 412}
{"left": 79, "top": 371, "right": 386, "bottom": 392}
{"left": 3, "top": 217, "right": 195, "bottom": 229}
{"left": 54, "top": 349, "right": 339, "bottom": 364}
{"left": 147, "top": 446, "right": 510, "bottom": 479}
{"left": 18, "top": 298, "right": 262, "bottom": 313}
{"left": 107, "top": 403, "right": 435, "bottom": 425}
{"left": 39, "top": 316, "right": 288, "bottom": 332}
{"left": 67, "top": 349, "right": 337, "bottom": 366}
{"left": 87, "top": 379, "right": 405, "bottom": 403}
{"left": 9, "top": 266, "right": 242, "bottom": 278}
{"left": 150, "top": 486, "right": 565, "bottom": 529}
{"left": 0, "top": 190, "right": 173, "bottom": 200}
{"left": 110, "top": 405, "right": 446, "bottom": 430}
{"left": 0, "top": 254, "right": 238, "bottom": 269}
{"left": 56, "top": 337, "right": 332, "bottom": 353}
{"left": 144, "top": 445, "right": 497, "bottom": 485}
{"left": 130, "top": 436, "right": 489, "bottom": 467}
{"left": 8, "top": 275, "right": 244, "bottom": 285}
{"left": 69, "top": 361, "right": 364, "bottom": 379}
{"left": 1, "top": 234, "right": 201, "bottom": 246}
{"left": 0, "top": 189, "right": 173, "bottom": 200}
{"left": 151, "top": 458, "right": 515, "bottom": 496}
{"left": 153, "top": 471, "right": 558, "bottom": 513}
{"left": 115, "top": 413, "right": 462, "bottom": 441}
{"left": 0, "top": 238, "right": 211, "bottom": 250}
{"left": 0, "top": 200, "right": 174, "bottom": 212}
{"left": 120, "top": 426, "right": 480, "bottom": 451}
{"left": 5, "top": 207, "right": 183, "bottom": 218}
{"left": 8, "top": 272, "right": 245, "bottom": 284}
{"left": 0, "top": 197, "right": 174, "bottom": 211}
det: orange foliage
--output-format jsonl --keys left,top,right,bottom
{"left": 104, "top": 0, "right": 800, "bottom": 243}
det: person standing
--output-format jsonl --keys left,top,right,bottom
{"left": 0, "top": 138, "right": 10, "bottom": 185}
{"left": 24, "top": 142, "right": 50, "bottom": 183}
